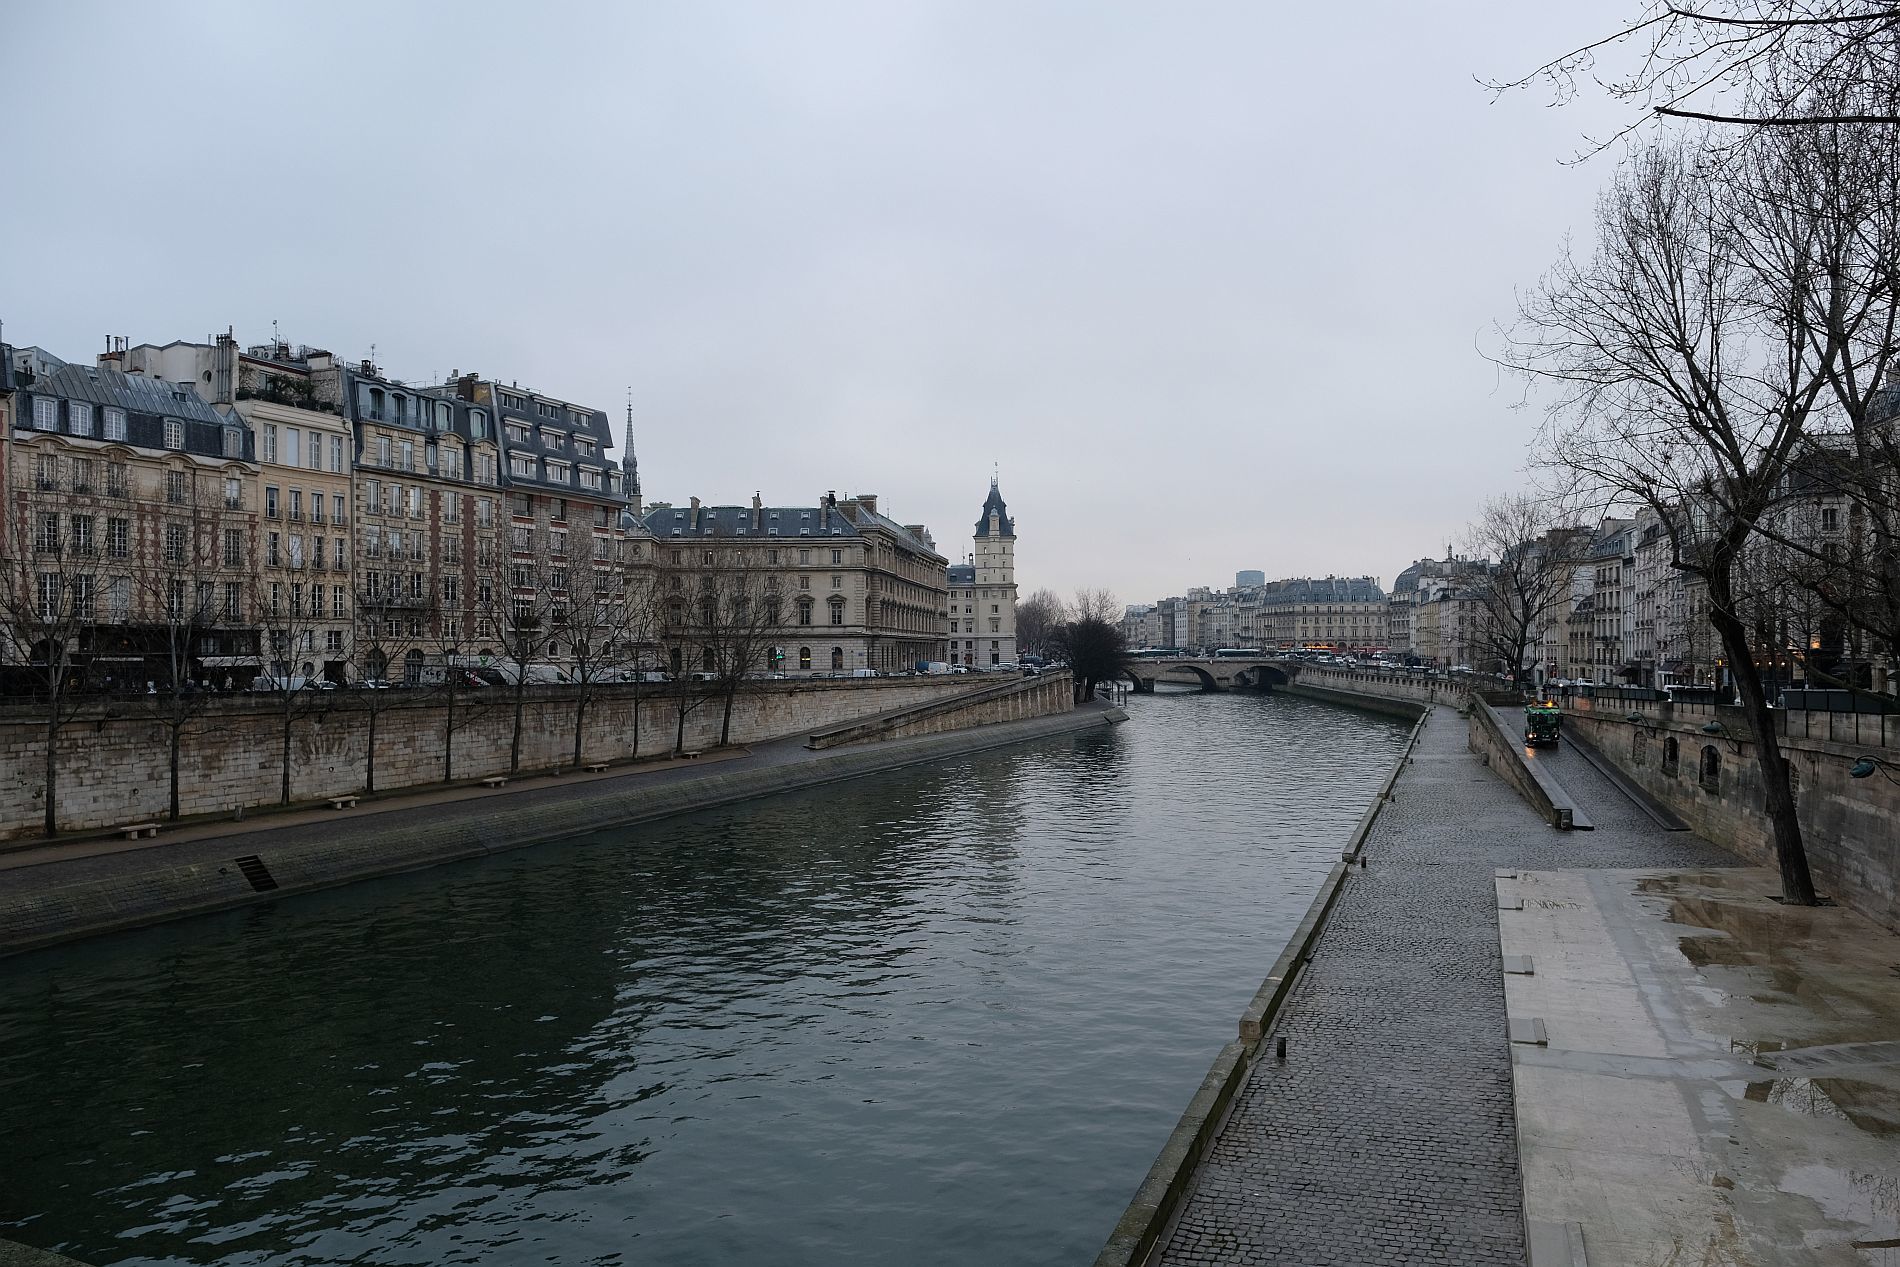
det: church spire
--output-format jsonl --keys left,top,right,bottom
{"left": 624, "top": 389, "right": 641, "bottom": 499}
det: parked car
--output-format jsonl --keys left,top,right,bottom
{"left": 358, "top": 678, "right": 393, "bottom": 690}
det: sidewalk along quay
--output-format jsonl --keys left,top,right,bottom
{"left": 1124, "top": 701, "right": 1738, "bottom": 1267}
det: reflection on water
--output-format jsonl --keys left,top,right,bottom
{"left": 0, "top": 690, "right": 1408, "bottom": 1267}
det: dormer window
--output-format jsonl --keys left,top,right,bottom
{"left": 69, "top": 402, "right": 93, "bottom": 436}
{"left": 33, "top": 399, "right": 58, "bottom": 430}
{"left": 164, "top": 418, "right": 184, "bottom": 449}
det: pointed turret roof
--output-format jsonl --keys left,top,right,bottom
{"left": 974, "top": 477, "right": 1014, "bottom": 538}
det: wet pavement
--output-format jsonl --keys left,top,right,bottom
{"left": 1501, "top": 866, "right": 1900, "bottom": 1265}
{"left": 1152, "top": 703, "right": 1736, "bottom": 1267}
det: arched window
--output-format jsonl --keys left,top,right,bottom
{"left": 365, "top": 649, "right": 387, "bottom": 680}
{"left": 799, "top": 646, "right": 812, "bottom": 669}
{"left": 403, "top": 648, "right": 425, "bottom": 685}
{"left": 669, "top": 646, "right": 683, "bottom": 674}
{"left": 1699, "top": 745, "right": 1721, "bottom": 793}
{"left": 469, "top": 409, "right": 487, "bottom": 439}
{"left": 702, "top": 645, "right": 717, "bottom": 671}
{"left": 1632, "top": 730, "right": 1647, "bottom": 767}
{"left": 831, "top": 646, "right": 844, "bottom": 671}
{"left": 1662, "top": 736, "right": 1679, "bottom": 777}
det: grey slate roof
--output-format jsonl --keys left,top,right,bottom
{"left": 974, "top": 479, "right": 1013, "bottom": 537}
{"left": 947, "top": 564, "right": 976, "bottom": 585}
{"left": 1260, "top": 576, "right": 1387, "bottom": 604}
{"left": 641, "top": 504, "right": 862, "bottom": 540}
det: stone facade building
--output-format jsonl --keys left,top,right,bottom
{"left": 3, "top": 348, "right": 260, "bottom": 684}
{"left": 948, "top": 479, "right": 1017, "bottom": 667}
{"left": 644, "top": 491, "right": 946, "bottom": 675}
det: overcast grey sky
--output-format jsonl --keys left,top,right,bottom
{"left": 5, "top": 2, "right": 1630, "bottom": 604}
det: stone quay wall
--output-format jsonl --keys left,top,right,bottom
{"left": 1278, "top": 667, "right": 1450, "bottom": 719}
{"left": 1561, "top": 695, "right": 1900, "bottom": 932}
{"left": 0, "top": 677, "right": 987, "bottom": 841}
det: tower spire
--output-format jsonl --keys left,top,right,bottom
{"left": 624, "top": 388, "right": 641, "bottom": 500}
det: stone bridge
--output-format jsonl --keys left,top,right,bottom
{"left": 1123, "top": 656, "right": 1297, "bottom": 694}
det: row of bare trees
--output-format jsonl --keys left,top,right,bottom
{"left": 1492, "top": 10, "right": 1900, "bottom": 904}
{"left": 0, "top": 524, "right": 810, "bottom": 837}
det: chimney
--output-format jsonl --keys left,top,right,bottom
{"left": 751, "top": 490, "right": 763, "bottom": 531}
{"left": 858, "top": 492, "right": 877, "bottom": 515}
{"left": 689, "top": 495, "right": 700, "bottom": 530}
{"left": 457, "top": 372, "right": 479, "bottom": 401}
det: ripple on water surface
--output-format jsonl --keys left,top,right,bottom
{"left": 0, "top": 690, "right": 1408, "bottom": 1267}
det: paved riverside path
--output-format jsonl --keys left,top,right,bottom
{"left": 1153, "top": 703, "right": 1735, "bottom": 1267}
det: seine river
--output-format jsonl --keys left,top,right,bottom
{"left": 0, "top": 689, "right": 1408, "bottom": 1267}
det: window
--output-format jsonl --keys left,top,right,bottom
{"left": 264, "top": 423, "right": 279, "bottom": 462}
{"left": 166, "top": 418, "right": 185, "bottom": 449}
{"left": 831, "top": 646, "right": 844, "bottom": 670}
{"left": 400, "top": 440, "right": 413, "bottom": 472}
{"left": 1699, "top": 745, "right": 1721, "bottom": 793}
{"left": 830, "top": 574, "right": 841, "bottom": 589}
{"left": 798, "top": 599, "right": 813, "bottom": 626}
{"left": 409, "top": 487, "right": 423, "bottom": 518}
{"left": 330, "top": 434, "right": 345, "bottom": 472}
{"left": 307, "top": 430, "right": 322, "bottom": 469}
{"left": 165, "top": 523, "right": 188, "bottom": 565}
{"left": 223, "top": 528, "right": 244, "bottom": 568}
{"left": 333, "top": 493, "right": 346, "bottom": 525}
{"left": 510, "top": 454, "right": 537, "bottom": 478}
{"left": 378, "top": 435, "right": 391, "bottom": 467}
{"left": 799, "top": 549, "right": 810, "bottom": 564}
{"left": 34, "top": 455, "right": 58, "bottom": 491}
{"left": 546, "top": 461, "right": 570, "bottom": 483}
{"left": 829, "top": 598, "right": 845, "bottom": 625}
{"left": 1662, "top": 736, "right": 1680, "bottom": 777}
{"left": 478, "top": 497, "right": 494, "bottom": 527}
{"left": 167, "top": 471, "right": 188, "bottom": 504}
{"left": 33, "top": 398, "right": 58, "bottom": 430}
{"left": 446, "top": 495, "right": 462, "bottom": 524}
{"left": 831, "top": 549, "right": 841, "bottom": 565}
{"left": 333, "top": 587, "right": 346, "bottom": 618}
{"left": 225, "top": 428, "right": 244, "bottom": 458}
{"left": 579, "top": 468, "right": 602, "bottom": 490}
{"left": 290, "top": 489, "right": 303, "bottom": 521}
{"left": 268, "top": 531, "right": 282, "bottom": 567}
{"left": 365, "top": 479, "right": 380, "bottom": 513}
{"left": 311, "top": 494, "right": 324, "bottom": 525}
{"left": 107, "top": 518, "right": 128, "bottom": 558}
{"left": 69, "top": 402, "right": 93, "bottom": 436}
{"left": 70, "top": 516, "right": 95, "bottom": 556}
{"left": 511, "top": 526, "right": 534, "bottom": 552}
{"left": 225, "top": 476, "right": 242, "bottom": 509}
{"left": 799, "top": 646, "right": 812, "bottom": 669}
{"left": 266, "top": 486, "right": 280, "bottom": 518}
{"left": 1821, "top": 507, "right": 1839, "bottom": 532}
{"left": 104, "top": 407, "right": 126, "bottom": 441}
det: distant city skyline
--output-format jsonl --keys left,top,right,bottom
{"left": 5, "top": 1, "right": 1633, "bottom": 601}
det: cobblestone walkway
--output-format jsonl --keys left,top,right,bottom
{"left": 1154, "top": 704, "right": 1735, "bottom": 1267}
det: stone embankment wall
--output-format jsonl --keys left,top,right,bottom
{"left": 0, "top": 677, "right": 984, "bottom": 841}
{"left": 807, "top": 672, "right": 1073, "bottom": 749}
{"left": 1561, "top": 696, "right": 1900, "bottom": 932}
{"left": 1279, "top": 667, "right": 1448, "bottom": 719}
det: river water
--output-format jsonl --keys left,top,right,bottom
{"left": 0, "top": 690, "right": 1409, "bottom": 1267}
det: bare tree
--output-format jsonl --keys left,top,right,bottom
{"left": 655, "top": 580, "right": 720, "bottom": 757}
{"left": 1491, "top": 0, "right": 1900, "bottom": 148}
{"left": 127, "top": 487, "right": 239, "bottom": 821}
{"left": 352, "top": 572, "right": 436, "bottom": 796}
{"left": 562, "top": 553, "right": 654, "bottom": 769}
{"left": 0, "top": 491, "right": 98, "bottom": 837}
{"left": 1069, "top": 587, "right": 1119, "bottom": 625}
{"left": 474, "top": 543, "right": 563, "bottom": 776}
{"left": 1499, "top": 130, "right": 1876, "bottom": 904}
{"left": 1462, "top": 498, "right": 1590, "bottom": 686}
{"left": 251, "top": 569, "right": 333, "bottom": 806}
{"left": 1015, "top": 587, "right": 1063, "bottom": 659}
{"left": 706, "top": 551, "right": 782, "bottom": 747}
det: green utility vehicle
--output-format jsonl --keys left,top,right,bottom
{"left": 1524, "top": 704, "right": 1561, "bottom": 749}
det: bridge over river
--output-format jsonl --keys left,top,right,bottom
{"left": 1123, "top": 655, "right": 1297, "bottom": 693}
